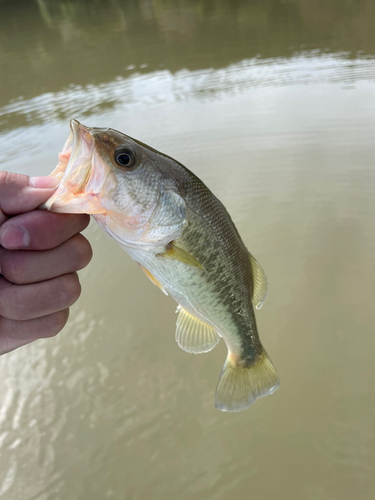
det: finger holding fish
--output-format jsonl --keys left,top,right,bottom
{"left": 0, "top": 310, "right": 70, "bottom": 355}
{"left": 0, "top": 171, "right": 59, "bottom": 217}
{"left": 0, "top": 172, "right": 92, "bottom": 355}
{"left": 0, "top": 210, "right": 90, "bottom": 251}
{"left": 0, "top": 234, "right": 92, "bottom": 285}
{"left": 0, "top": 273, "right": 81, "bottom": 321}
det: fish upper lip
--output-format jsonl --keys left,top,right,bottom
{"left": 41, "top": 120, "right": 106, "bottom": 213}
{"left": 70, "top": 119, "right": 92, "bottom": 149}
{"left": 70, "top": 118, "right": 90, "bottom": 134}
{"left": 70, "top": 118, "right": 80, "bottom": 134}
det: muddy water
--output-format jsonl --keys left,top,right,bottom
{"left": 1, "top": 1, "right": 375, "bottom": 498}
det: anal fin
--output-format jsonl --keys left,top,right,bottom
{"left": 176, "top": 306, "right": 220, "bottom": 354}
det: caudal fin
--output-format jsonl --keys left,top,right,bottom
{"left": 214, "top": 348, "right": 279, "bottom": 412}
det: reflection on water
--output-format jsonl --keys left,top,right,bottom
{"left": 1, "top": 0, "right": 375, "bottom": 499}
{"left": 1, "top": 54, "right": 375, "bottom": 136}
{"left": 1, "top": 0, "right": 375, "bottom": 133}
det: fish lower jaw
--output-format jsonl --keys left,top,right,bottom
{"left": 92, "top": 214, "right": 163, "bottom": 251}
{"left": 43, "top": 187, "right": 106, "bottom": 214}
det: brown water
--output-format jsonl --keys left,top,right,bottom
{"left": 1, "top": 1, "right": 375, "bottom": 498}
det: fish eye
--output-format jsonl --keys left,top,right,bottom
{"left": 114, "top": 147, "right": 137, "bottom": 168}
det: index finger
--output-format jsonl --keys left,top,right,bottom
{"left": 0, "top": 210, "right": 90, "bottom": 250}
{"left": 0, "top": 172, "right": 59, "bottom": 219}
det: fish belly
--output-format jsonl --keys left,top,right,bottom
{"left": 123, "top": 244, "right": 248, "bottom": 357}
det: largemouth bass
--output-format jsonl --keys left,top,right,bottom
{"left": 43, "top": 119, "right": 280, "bottom": 412}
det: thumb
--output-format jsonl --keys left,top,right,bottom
{"left": 0, "top": 172, "right": 59, "bottom": 222}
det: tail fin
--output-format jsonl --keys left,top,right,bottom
{"left": 215, "top": 348, "right": 279, "bottom": 412}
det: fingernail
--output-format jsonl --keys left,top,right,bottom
{"left": 29, "top": 176, "right": 60, "bottom": 188}
{"left": 0, "top": 226, "right": 30, "bottom": 249}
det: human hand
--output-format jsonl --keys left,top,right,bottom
{"left": 0, "top": 172, "right": 92, "bottom": 355}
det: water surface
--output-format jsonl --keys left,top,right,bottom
{"left": 0, "top": 1, "right": 375, "bottom": 499}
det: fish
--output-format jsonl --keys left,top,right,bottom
{"left": 42, "top": 119, "right": 280, "bottom": 412}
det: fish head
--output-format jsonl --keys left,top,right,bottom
{"left": 43, "top": 120, "right": 187, "bottom": 248}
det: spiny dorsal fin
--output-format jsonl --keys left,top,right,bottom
{"left": 249, "top": 253, "right": 268, "bottom": 310}
{"left": 175, "top": 306, "right": 220, "bottom": 354}
{"left": 139, "top": 265, "right": 168, "bottom": 296}
{"left": 159, "top": 242, "right": 205, "bottom": 270}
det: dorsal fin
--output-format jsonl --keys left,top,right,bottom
{"left": 175, "top": 306, "right": 220, "bottom": 354}
{"left": 249, "top": 253, "right": 268, "bottom": 310}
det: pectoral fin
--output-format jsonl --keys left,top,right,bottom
{"left": 249, "top": 253, "right": 268, "bottom": 310}
{"left": 176, "top": 306, "right": 220, "bottom": 354}
{"left": 139, "top": 265, "right": 168, "bottom": 296}
{"left": 159, "top": 242, "right": 205, "bottom": 270}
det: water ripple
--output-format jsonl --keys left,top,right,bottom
{"left": 1, "top": 52, "right": 374, "bottom": 135}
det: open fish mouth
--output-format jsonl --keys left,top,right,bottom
{"left": 41, "top": 119, "right": 107, "bottom": 214}
{"left": 41, "top": 119, "right": 187, "bottom": 249}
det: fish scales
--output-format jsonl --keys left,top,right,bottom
{"left": 163, "top": 163, "right": 260, "bottom": 359}
{"left": 42, "top": 120, "right": 280, "bottom": 412}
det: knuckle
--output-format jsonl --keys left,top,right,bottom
{"left": 0, "top": 280, "right": 15, "bottom": 318}
{"left": 1, "top": 252, "right": 27, "bottom": 285}
{"left": 46, "top": 309, "right": 70, "bottom": 337}
{"left": 58, "top": 273, "right": 81, "bottom": 307}
{"left": 77, "top": 214, "right": 90, "bottom": 232}
{"left": 65, "top": 214, "right": 90, "bottom": 235}
{"left": 0, "top": 171, "right": 12, "bottom": 185}
{"left": 0, "top": 171, "right": 26, "bottom": 187}
{"left": 70, "top": 234, "right": 93, "bottom": 270}
{"left": 0, "top": 171, "right": 7, "bottom": 185}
